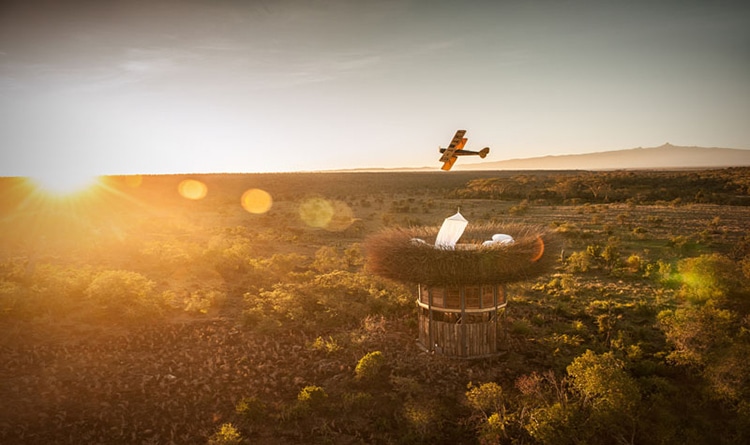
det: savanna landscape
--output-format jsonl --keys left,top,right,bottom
{"left": 1, "top": 168, "right": 749, "bottom": 444}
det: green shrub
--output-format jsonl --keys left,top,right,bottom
{"left": 183, "top": 290, "right": 225, "bottom": 314}
{"left": 466, "top": 382, "right": 505, "bottom": 417}
{"left": 465, "top": 382, "right": 510, "bottom": 442}
{"left": 510, "top": 319, "right": 533, "bottom": 336}
{"left": 402, "top": 398, "right": 443, "bottom": 441}
{"left": 235, "top": 396, "right": 266, "bottom": 421}
{"left": 509, "top": 200, "right": 529, "bottom": 215}
{"left": 355, "top": 351, "right": 385, "bottom": 381}
{"left": 658, "top": 305, "right": 733, "bottom": 367}
{"left": 85, "top": 269, "right": 161, "bottom": 319}
{"left": 243, "top": 270, "right": 411, "bottom": 334}
{"left": 312, "top": 246, "right": 349, "bottom": 273}
{"left": 22, "top": 263, "right": 96, "bottom": 318}
{"left": 601, "top": 242, "right": 621, "bottom": 271}
{"left": 565, "top": 251, "right": 592, "bottom": 273}
{"left": 342, "top": 391, "right": 373, "bottom": 411}
{"left": 525, "top": 402, "right": 579, "bottom": 444}
{"left": 310, "top": 335, "right": 342, "bottom": 353}
{"left": 208, "top": 423, "right": 242, "bottom": 445}
{"left": 625, "top": 254, "right": 642, "bottom": 274}
{"left": 297, "top": 385, "right": 328, "bottom": 410}
{"left": 0, "top": 280, "right": 23, "bottom": 317}
{"left": 567, "top": 350, "right": 640, "bottom": 414}
{"left": 675, "top": 253, "right": 742, "bottom": 306}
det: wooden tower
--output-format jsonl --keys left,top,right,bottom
{"left": 417, "top": 284, "right": 507, "bottom": 357}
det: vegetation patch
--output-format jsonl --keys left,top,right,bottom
{"left": 1, "top": 169, "right": 749, "bottom": 444}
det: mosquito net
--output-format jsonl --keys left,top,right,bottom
{"left": 434, "top": 211, "right": 468, "bottom": 249}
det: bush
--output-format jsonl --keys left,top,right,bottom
{"left": 675, "top": 253, "right": 743, "bottom": 306}
{"left": 85, "top": 270, "right": 161, "bottom": 319}
{"left": 310, "top": 336, "right": 342, "bottom": 353}
{"left": 565, "top": 251, "right": 592, "bottom": 273}
{"left": 182, "top": 290, "right": 226, "bottom": 314}
{"left": 208, "top": 423, "right": 242, "bottom": 445}
{"left": 26, "top": 264, "right": 96, "bottom": 318}
{"left": 297, "top": 385, "right": 328, "bottom": 410}
{"left": 402, "top": 398, "right": 444, "bottom": 441}
{"left": 355, "top": 351, "right": 385, "bottom": 381}
{"left": 658, "top": 305, "right": 733, "bottom": 368}
{"left": 243, "top": 271, "right": 411, "bottom": 334}
{"left": 466, "top": 382, "right": 505, "bottom": 418}
{"left": 624, "top": 254, "right": 642, "bottom": 274}
{"left": 235, "top": 396, "right": 266, "bottom": 421}
{"left": 0, "top": 280, "right": 23, "bottom": 318}
{"left": 510, "top": 319, "right": 533, "bottom": 336}
{"left": 567, "top": 350, "right": 640, "bottom": 415}
{"left": 312, "top": 246, "right": 348, "bottom": 273}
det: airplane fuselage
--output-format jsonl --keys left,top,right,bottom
{"left": 440, "top": 148, "right": 480, "bottom": 156}
{"left": 439, "top": 147, "right": 490, "bottom": 158}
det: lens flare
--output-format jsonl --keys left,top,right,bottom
{"left": 241, "top": 188, "right": 273, "bottom": 214}
{"left": 299, "top": 197, "right": 334, "bottom": 228}
{"left": 326, "top": 200, "right": 355, "bottom": 231}
{"left": 530, "top": 236, "right": 545, "bottom": 262}
{"left": 299, "top": 198, "right": 355, "bottom": 231}
{"left": 178, "top": 179, "right": 207, "bottom": 200}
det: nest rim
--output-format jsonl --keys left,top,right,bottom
{"left": 365, "top": 222, "right": 559, "bottom": 286}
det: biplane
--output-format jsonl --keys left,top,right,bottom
{"left": 438, "top": 129, "right": 490, "bottom": 171}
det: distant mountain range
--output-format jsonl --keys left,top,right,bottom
{"left": 454, "top": 143, "right": 750, "bottom": 171}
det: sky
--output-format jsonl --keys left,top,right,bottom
{"left": 1, "top": 0, "right": 749, "bottom": 177}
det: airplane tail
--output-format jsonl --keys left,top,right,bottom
{"left": 479, "top": 147, "right": 490, "bottom": 158}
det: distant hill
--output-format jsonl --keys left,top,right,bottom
{"left": 454, "top": 143, "right": 750, "bottom": 171}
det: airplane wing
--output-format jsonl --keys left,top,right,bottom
{"left": 439, "top": 129, "right": 467, "bottom": 163}
{"left": 441, "top": 156, "right": 458, "bottom": 171}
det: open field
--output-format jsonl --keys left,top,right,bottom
{"left": 1, "top": 169, "right": 749, "bottom": 444}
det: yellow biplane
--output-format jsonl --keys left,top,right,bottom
{"left": 438, "top": 129, "right": 490, "bottom": 171}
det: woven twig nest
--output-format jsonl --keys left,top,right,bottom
{"left": 365, "top": 223, "right": 559, "bottom": 286}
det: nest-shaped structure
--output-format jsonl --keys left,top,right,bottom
{"left": 365, "top": 222, "right": 560, "bottom": 286}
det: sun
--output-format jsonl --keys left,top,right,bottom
{"left": 28, "top": 171, "right": 101, "bottom": 197}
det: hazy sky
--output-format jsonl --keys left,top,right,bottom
{"left": 2, "top": 0, "right": 749, "bottom": 176}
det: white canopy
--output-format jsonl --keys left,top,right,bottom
{"left": 434, "top": 211, "right": 468, "bottom": 249}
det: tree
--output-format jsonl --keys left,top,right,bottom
{"left": 658, "top": 305, "right": 733, "bottom": 368}
{"left": 675, "top": 253, "right": 744, "bottom": 308}
{"left": 466, "top": 382, "right": 508, "bottom": 444}
{"left": 659, "top": 252, "right": 750, "bottom": 403}
{"left": 581, "top": 176, "right": 613, "bottom": 201}
{"left": 466, "top": 382, "right": 505, "bottom": 419}
{"left": 566, "top": 350, "right": 640, "bottom": 444}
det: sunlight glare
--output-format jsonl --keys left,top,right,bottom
{"left": 241, "top": 188, "right": 273, "bottom": 214}
{"left": 123, "top": 175, "right": 143, "bottom": 188}
{"left": 178, "top": 179, "right": 208, "bottom": 200}
{"left": 29, "top": 171, "right": 100, "bottom": 197}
